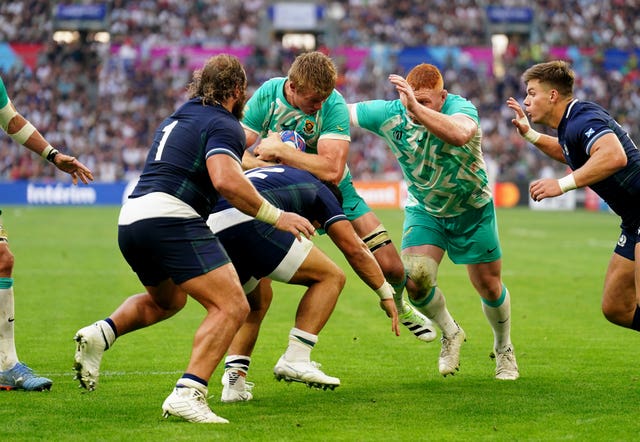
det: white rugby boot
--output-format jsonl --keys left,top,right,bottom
{"left": 492, "top": 347, "right": 519, "bottom": 380}
{"left": 273, "top": 356, "right": 340, "bottom": 390}
{"left": 162, "top": 384, "right": 228, "bottom": 424}
{"left": 438, "top": 326, "right": 466, "bottom": 376}
{"left": 73, "top": 321, "right": 114, "bottom": 391}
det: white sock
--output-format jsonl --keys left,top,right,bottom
{"left": 224, "top": 355, "right": 250, "bottom": 387}
{"left": 224, "top": 355, "right": 251, "bottom": 376}
{"left": 412, "top": 287, "right": 459, "bottom": 337}
{"left": 481, "top": 286, "right": 512, "bottom": 352}
{"left": 283, "top": 327, "right": 317, "bottom": 362}
{"left": 0, "top": 278, "right": 18, "bottom": 370}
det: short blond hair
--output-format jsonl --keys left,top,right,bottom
{"left": 287, "top": 51, "right": 337, "bottom": 98}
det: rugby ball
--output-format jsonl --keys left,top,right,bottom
{"left": 280, "top": 130, "right": 306, "bottom": 151}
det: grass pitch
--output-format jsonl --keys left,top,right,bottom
{"left": 0, "top": 205, "right": 637, "bottom": 441}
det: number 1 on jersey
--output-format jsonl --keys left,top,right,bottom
{"left": 154, "top": 120, "right": 178, "bottom": 161}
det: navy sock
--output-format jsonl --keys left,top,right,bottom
{"left": 631, "top": 305, "right": 640, "bottom": 331}
{"left": 104, "top": 317, "right": 118, "bottom": 338}
{"left": 180, "top": 373, "right": 208, "bottom": 387}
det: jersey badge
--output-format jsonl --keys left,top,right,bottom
{"left": 303, "top": 119, "right": 315, "bottom": 135}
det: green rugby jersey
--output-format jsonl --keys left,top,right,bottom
{"left": 242, "top": 77, "right": 352, "bottom": 183}
{"left": 352, "top": 95, "right": 491, "bottom": 217}
{"left": 0, "top": 76, "right": 10, "bottom": 108}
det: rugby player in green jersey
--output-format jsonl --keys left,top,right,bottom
{"left": 223, "top": 51, "right": 436, "bottom": 390}
{"left": 349, "top": 64, "right": 519, "bottom": 380}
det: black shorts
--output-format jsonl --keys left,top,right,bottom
{"left": 216, "top": 221, "right": 312, "bottom": 292}
{"left": 614, "top": 225, "right": 639, "bottom": 261}
{"left": 118, "top": 217, "right": 230, "bottom": 286}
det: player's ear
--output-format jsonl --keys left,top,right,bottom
{"left": 288, "top": 80, "right": 299, "bottom": 94}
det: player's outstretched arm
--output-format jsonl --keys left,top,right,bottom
{"left": 50, "top": 152, "right": 94, "bottom": 185}
{"left": 327, "top": 220, "right": 399, "bottom": 335}
{"left": 1, "top": 100, "right": 94, "bottom": 185}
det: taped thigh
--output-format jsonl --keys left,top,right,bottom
{"left": 362, "top": 225, "right": 392, "bottom": 253}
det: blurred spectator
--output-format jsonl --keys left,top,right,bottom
{"left": 1, "top": 0, "right": 639, "bottom": 184}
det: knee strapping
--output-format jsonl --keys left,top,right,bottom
{"left": 402, "top": 254, "right": 438, "bottom": 295}
{"left": 363, "top": 225, "right": 392, "bottom": 253}
{"left": 0, "top": 101, "right": 18, "bottom": 132}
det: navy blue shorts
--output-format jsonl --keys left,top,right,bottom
{"left": 118, "top": 217, "right": 230, "bottom": 286}
{"left": 216, "top": 220, "right": 312, "bottom": 290}
{"left": 614, "top": 225, "right": 640, "bottom": 261}
{"left": 217, "top": 222, "right": 292, "bottom": 281}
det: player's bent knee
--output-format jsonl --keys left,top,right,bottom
{"left": 324, "top": 266, "right": 346, "bottom": 292}
{"left": 336, "top": 269, "right": 347, "bottom": 290}
{"left": 226, "top": 298, "right": 250, "bottom": 324}
{"left": 402, "top": 253, "right": 438, "bottom": 294}
{"left": 165, "top": 299, "right": 187, "bottom": 314}
{"left": 601, "top": 304, "right": 629, "bottom": 327}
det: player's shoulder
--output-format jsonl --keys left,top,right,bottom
{"left": 329, "top": 87, "right": 346, "bottom": 101}
{"left": 259, "top": 164, "right": 316, "bottom": 181}
{"left": 246, "top": 77, "right": 286, "bottom": 111}
{"left": 182, "top": 99, "right": 237, "bottom": 123}
{"left": 256, "top": 77, "right": 286, "bottom": 94}
{"left": 566, "top": 100, "right": 611, "bottom": 131}
{"left": 444, "top": 93, "right": 478, "bottom": 119}
{"left": 570, "top": 100, "right": 609, "bottom": 120}
{"left": 445, "top": 93, "right": 475, "bottom": 109}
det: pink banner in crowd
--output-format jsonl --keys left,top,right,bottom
{"left": 330, "top": 47, "right": 370, "bottom": 71}
{"left": 110, "top": 44, "right": 255, "bottom": 71}
{"left": 460, "top": 46, "right": 494, "bottom": 76}
{"left": 111, "top": 44, "right": 371, "bottom": 72}
{"left": 151, "top": 46, "right": 255, "bottom": 71}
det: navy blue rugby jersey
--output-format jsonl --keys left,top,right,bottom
{"left": 558, "top": 99, "right": 640, "bottom": 227}
{"left": 213, "top": 165, "right": 347, "bottom": 231}
{"left": 130, "top": 98, "right": 246, "bottom": 219}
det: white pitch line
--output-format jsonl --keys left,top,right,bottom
{"left": 44, "top": 370, "right": 184, "bottom": 377}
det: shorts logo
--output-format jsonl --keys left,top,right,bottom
{"left": 618, "top": 233, "right": 627, "bottom": 248}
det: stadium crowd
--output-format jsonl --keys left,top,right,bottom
{"left": 1, "top": 0, "right": 639, "bottom": 184}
